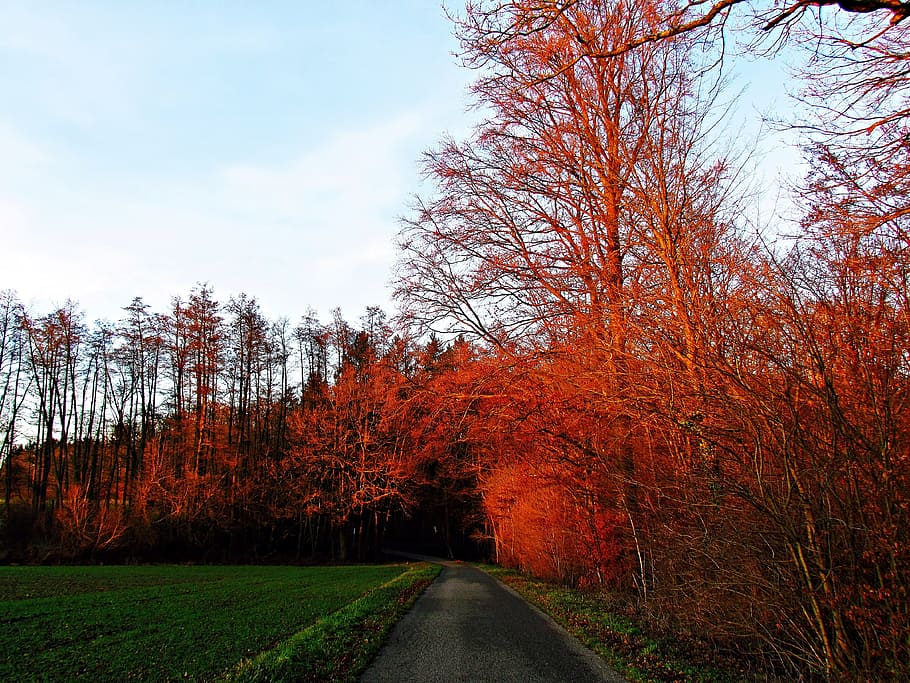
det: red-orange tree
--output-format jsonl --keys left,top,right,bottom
{"left": 396, "top": 0, "right": 909, "bottom": 678}
{"left": 397, "top": 0, "right": 740, "bottom": 594}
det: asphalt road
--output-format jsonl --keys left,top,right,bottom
{"left": 360, "top": 560, "right": 626, "bottom": 682}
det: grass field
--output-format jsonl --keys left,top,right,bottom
{"left": 0, "top": 563, "right": 438, "bottom": 682}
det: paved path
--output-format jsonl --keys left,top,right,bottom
{"left": 360, "top": 560, "right": 626, "bottom": 682}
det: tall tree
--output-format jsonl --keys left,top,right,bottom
{"left": 21, "top": 302, "right": 85, "bottom": 512}
{"left": 0, "top": 291, "right": 27, "bottom": 520}
{"left": 397, "top": 0, "right": 738, "bottom": 591}
{"left": 185, "top": 284, "right": 223, "bottom": 477}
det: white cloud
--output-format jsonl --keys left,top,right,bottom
{"left": 1, "top": 112, "right": 433, "bottom": 322}
{"left": 207, "top": 113, "right": 429, "bottom": 317}
{"left": 0, "top": 194, "right": 125, "bottom": 315}
{"left": 221, "top": 113, "right": 423, "bottom": 225}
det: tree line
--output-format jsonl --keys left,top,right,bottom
{"left": 0, "top": 288, "right": 484, "bottom": 564}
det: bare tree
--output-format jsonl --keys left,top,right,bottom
{"left": 0, "top": 291, "right": 28, "bottom": 520}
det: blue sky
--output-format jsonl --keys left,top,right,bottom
{"left": 0, "top": 2, "right": 799, "bottom": 326}
{"left": 0, "top": 1, "right": 476, "bottom": 323}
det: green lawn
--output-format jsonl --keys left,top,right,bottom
{"left": 0, "top": 563, "right": 438, "bottom": 682}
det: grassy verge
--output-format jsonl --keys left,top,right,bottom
{"left": 481, "top": 565, "right": 756, "bottom": 683}
{"left": 221, "top": 562, "right": 439, "bottom": 682}
{"left": 0, "top": 563, "right": 438, "bottom": 682}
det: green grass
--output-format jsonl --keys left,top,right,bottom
{"left": 223, "top": 563, "right": 438, "bottom": 683}
{"left": 481, "top": 565, "right": 754, "bottom": 683}
{"left": 0, "top": 563, "right": 439, "bottom": 682}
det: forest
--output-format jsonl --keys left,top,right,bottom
{"left": 3, "top": 0, "right": 910, "bottom": 679}
{"left": 0, "top": 290, "right": 482, "bottom": 563}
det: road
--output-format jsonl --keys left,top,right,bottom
{"left": 360, "top": 559, "right": 626, "bottom": 682}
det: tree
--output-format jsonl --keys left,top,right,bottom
{"left": 113, "top": 298, "right": 163, "bottom": 504}
{"left": 225, "top": 294, "right": 268, "bottom": 460}
{"left": 397, "top": 0, "right": 738, "bottom": 590}
{"left": 465, "top": 1, "right": 910, "bottom": 66}
{"left": 295, "top": 309, "right": 330, "bottom": 405}
{"left": 285, "top": 311, "right": 419, "bottom": 561}
{"left": 21, "top": 302, "right": 85, "bottom": 513}
{"left": 733, "top": 143, "right": 910, "bottom": 674}
{"left": 185, "top": 284, "right": 223, "bottom": 477}
{"left": 396, "top": 1, "right": 910, "bottom": 677}
{"left": 469, "top": 1, "right": 910, "bottom": 231}
{"left": 0, "top": 291, "right": 27, "bottom": 521}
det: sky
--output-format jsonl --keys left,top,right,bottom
{"left": 0, "top": 1, "right": 800, "bottom": 327}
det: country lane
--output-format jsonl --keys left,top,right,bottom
{"left": 360, "top": 560, "right": 627, "bottom": 682}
